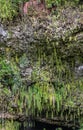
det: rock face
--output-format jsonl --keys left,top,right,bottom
{"left": 0, "top": 6, "right": 83, "bottom": 129}
{"left": 0, "top": 7, "right": 83, "bottom": 79}
{"left": 0, "top": 25, "right": 7, "bottom": 37}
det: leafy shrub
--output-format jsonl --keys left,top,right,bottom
{"left": 0, "top": 58, "right": 22, "bottom": 92}
{"left": 0, "top": 121, "right": 20, "bottom": 130}
{"left": 0, "top": 0, "right": 17, "bottom": 20}
{"left": 0, "top": 0, "right": 29, "bottom": 20}
{"left": 46, "top": 0, "right": 80, "bottom": 8}
{"left": 0, "top": 0, "right": 81, "bottom": 21}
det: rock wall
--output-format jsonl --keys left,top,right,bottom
{"left": 0, "top": 6, "right": 83, "bottom": 129}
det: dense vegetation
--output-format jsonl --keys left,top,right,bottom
{"left": 0, "top": 47, "right": 83, "bottom": 118}
{"left": 0, "top": 0, "right": 82, "bottom": 20}
{"left": 0, "top": 0, "right": 83, "bottom": 130}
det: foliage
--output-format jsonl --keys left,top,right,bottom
{"left": 46, "top": 0, "right": 61, "bottom": 8}
{"left": 0, "top": 121, "right": 20, "bottom": 130}
{"left": 0, "top": 53, "right": 83, "bottom": 119}
{"left": 16, "top": 81, "right": 67, "bottom": 117}
{"left": 80, "top": 123, "right": 83, "bottom": 130}
{"left": 0, "top": 0, "right": 81, "bottom": 21}
{"left": 45, "top": 0, "right": 80, "bottom": 8}
{"left": 0, "top": 0, "right": 17, "bottom": 20}
{"left": 0, "top": 0, "right": 28, "bottom": 20}
{"left": 22, "top": 0, "right": 81, "bottom": 9}
{"left": 0, "top": 58, "right": 22, "bottom": 92}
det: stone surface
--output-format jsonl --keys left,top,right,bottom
{"left": 0, "top": 6, "right": 83, "bottom": 128}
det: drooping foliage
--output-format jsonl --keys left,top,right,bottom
{"left": 0, "top": 1, "right": 83, "bottom": 129}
